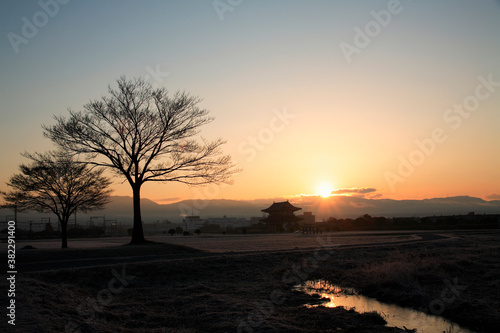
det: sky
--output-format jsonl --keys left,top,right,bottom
{"left": 1, "top": 0, "right": 500, "bottom": 205}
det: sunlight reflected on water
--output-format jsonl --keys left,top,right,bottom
{"left": 296, "top": 280, "right": 476, "bottom": 333}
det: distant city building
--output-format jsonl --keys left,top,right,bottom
{"left": 182, "top": 215, "right": 204, "bottom": 231}
{"left": 143, "top": 220, "right": 174, "bottom": 234}
{"left": 298, "top": 211, "right": 326, "bottom": 234}
{"left": 204, "top": 216, "right": 251, "bottom": 228}
{"left": 298, "top": 212, "right": 315, "bottom": 224}
{"left": 261, "top": 201, "right": 303, "bottom": 232}
{"left": 302, "top": 222, "right": 327, "bottom": 234}
{"left": 250, "top": 216, "right": 264, "bottom": 224}
{"left": 182, "top": 215, "right": 252, "bottom": 231}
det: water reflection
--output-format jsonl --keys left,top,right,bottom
{"left": 296, "top": 280, "right": 475, "bottom": 333}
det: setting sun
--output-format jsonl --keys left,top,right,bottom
{"left": 316, "top": 182, "right": 334, "bottom": 198}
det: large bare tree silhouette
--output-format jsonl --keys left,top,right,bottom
{"left": 43, "top": 77, "right": 237, "bottom": 244}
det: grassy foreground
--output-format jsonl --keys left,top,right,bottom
{"left": 311, "top": 231, "right": 500, "bottom": 333}
{"left": 2, "top": 231, "right": 499, "bottom": 332}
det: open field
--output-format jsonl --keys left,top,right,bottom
{"left": 1, "top": 230, "right": 499, "bottom": 332}
{"left": 7, "top": 230, "right": 438, "bottom": 252}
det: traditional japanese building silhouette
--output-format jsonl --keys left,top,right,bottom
{"left": 261, "top": 200, "right": 302, "bottom": 232}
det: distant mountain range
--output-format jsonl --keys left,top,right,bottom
{"left": 295, "top": 195, "right": 500, "bottom": 220}
{"left": 8, "top": 195, "right": 500, "bottom": 226}
{"left": 79, "top": 195, "right": 500, "bottom": 224}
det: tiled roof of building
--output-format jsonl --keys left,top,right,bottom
{"left": 261, "top": 200, "right": 302, "bottom": 213}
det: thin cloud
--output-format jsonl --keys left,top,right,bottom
{"left": 155, "top": 197, "right": 182, "bottom": 203}
{"left": 367, "top": 193, "right": 383, "bottom": 199}
{"left": 331, "top": 188, "right": 377, "bottom": 195}
{"left": 290, "top": 188, "right": 378, "bottom": 199}
{"left": 486, "top": 193, "right": 500, "bottom": 200}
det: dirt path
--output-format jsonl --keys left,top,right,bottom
{"left": 16, "top": 232, "right": 454, "bottom": 272}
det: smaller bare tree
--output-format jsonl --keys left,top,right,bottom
{"left": 1, "top": 151, "right": 112, "bottom": 248}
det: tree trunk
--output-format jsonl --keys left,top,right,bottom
{"left": 61, "top": 218, "right": 68, "bottom": 249}
{"left": 130, "top": 183, "right": 146, "bottom": 244}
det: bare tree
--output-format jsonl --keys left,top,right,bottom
{"left": 1, "top": 151, "right": 112, "bottom": 248}
{"left": 43, "top": 76, "right": 238, "bottom": 244}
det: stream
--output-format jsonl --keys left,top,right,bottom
{"left": 295, "top": 280, "right": 476, "bottom": 333}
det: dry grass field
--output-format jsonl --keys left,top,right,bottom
{"left": 2, "top": 230, "right": 498, "bottom": 332}
{"left": 9, "top": 231, "right": 422, "bottom": 252}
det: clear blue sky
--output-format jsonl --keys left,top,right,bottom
{"left": 1, "top": 0, "right": 500, "bottom": 203}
